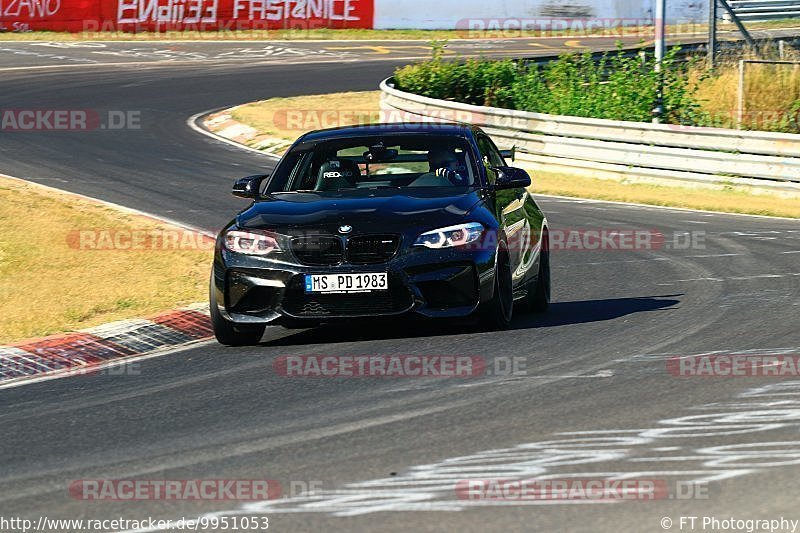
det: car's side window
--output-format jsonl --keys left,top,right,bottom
{"left": 477, "top": 135, "right": 504, "bottom": 185}
{"left": 284, "top": 153, "right": 314, "bottom": 191}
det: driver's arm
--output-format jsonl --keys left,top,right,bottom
{"left": 434, "top": 167, "right": 466, "bottom": 185}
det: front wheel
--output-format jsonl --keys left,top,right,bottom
{"left": 210, "top": 282, "right": 266, "bottom": 346}
{"left": 481, "top": 250, "right": 514, "bottom": 330}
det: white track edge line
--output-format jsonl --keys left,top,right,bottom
{"left": 187, "top": 110, "right": 282, "bottom": 160}
{"left": 533, "top": 193, "right": 800, "bottom": 221}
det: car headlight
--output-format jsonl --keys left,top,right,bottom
{"left": 224, "top": 229, "right": 281, "bottom": 256}
{"left": 414, "top": 222, "right": 485, "bottom": 249}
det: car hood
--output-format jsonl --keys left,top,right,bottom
{"left": 237, "top": 189, "right": 483, "bottom": 235}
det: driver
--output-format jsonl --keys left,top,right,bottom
{"left": 427, "top": 148, "right": 466, "bottom": 185}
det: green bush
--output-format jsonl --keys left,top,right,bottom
{"left": 394, "top": 42, "right": 522, "bottom": 107}
{"left": 394, "top": 45, "right": 704, "bottom": 124}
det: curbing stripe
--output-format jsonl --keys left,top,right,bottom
{"left": 0, "top": 305, "right": 213, "bottom": 387}
{"left": 83, "top": 319, "right": 197, "bottom": 354}
{"left": 151, "top": 309, "right": 214, "bottom": 338}
{"left": 0, "top": 347, "right": 52, "bottom": 379}
{"left": 4, "top": 345, "right": 68, "bottom": 373}
{"left": 14, "top": 332, "right": 136, "bottom": 366}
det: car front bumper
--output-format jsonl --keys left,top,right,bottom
{"left": 212, "top": 245, "right": 498, "bottom": 325}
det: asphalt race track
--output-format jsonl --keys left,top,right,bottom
{"left": 1, "top": 35, "right": 800, "bottom": 533}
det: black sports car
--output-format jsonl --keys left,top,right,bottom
{"left": 210, "top": 123, "right": 550, "bottom": 345}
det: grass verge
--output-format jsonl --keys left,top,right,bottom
{"left": 690, "top": 51, "right": 800, "bottom": 131}
{"left": 0, "top": 177, "right": 211, "bottom": 343}
{"left": 527, "top": 171, "right": 800, "bottom": 219}
{"left": 208, "top": 91, "right": 800, "bottom": 219}
{"left": 228, "top": 91, "right": 381, "bottom": 147}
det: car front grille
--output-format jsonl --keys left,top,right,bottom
{"left": 291, "top": 235, "right": 344, "bottom": 266}
{"left": 291, "top": 234, "right": 401, "bottom": 266}
{"left": 346, "top": 234, "right": 400, "bottom": 264}
{"left": 282, "top": 274, "right": 413, "bottom": 318}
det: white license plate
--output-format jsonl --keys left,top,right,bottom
{"left": 305, "top": 273, "right": 388, "bottom": 294}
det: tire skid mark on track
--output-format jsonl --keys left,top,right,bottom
{"left": 0, "top": 295, "right": 712, "bottom": 501}
{"left": 658, "top": 273, "right": 800, "bottom": 285}
{"left": 118, "top": 379, "right": 800, "bottom": 526}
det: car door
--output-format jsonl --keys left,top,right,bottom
{"left": 476, "top": 133, "right": 529, "bottom": 283}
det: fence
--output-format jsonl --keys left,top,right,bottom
{"left": 725, "top": 0, "right": 800, "bottom": 22}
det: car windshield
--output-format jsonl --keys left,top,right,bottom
{"left": 267, "top": 134, "right": 478, "bottom": 194}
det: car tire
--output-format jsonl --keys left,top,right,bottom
{"left": 210, "top": 282, "right": 266, "bottom": 346}
{"left": 527, "top": 231, "right": 551, "bottom": 313}
{"left": 481, "top": 249, "right": 514, "bottom": 330}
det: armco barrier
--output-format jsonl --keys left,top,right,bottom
{"left": 0, "top": 0, "right": 373, "bottom": 33}
{"left": 380, "top": 78, "right": 800, "bottom": 189}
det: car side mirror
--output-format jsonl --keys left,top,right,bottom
{"left": 493, "top": 166, "right": 531, "bottom": 190}
{"left": 232, "top": 175, "right": 268, "bottom": 199}
{"left": 499, "top": 147, "right": 516, "bottom": 162}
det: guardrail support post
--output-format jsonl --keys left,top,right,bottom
{"left": 708, "top": 0, "right": 718, "bottom": 68}
{"left": 718, "top": 0, "right": 757, "bottom": 49}
{"left": 653, "top": 0, "right": 667, "bottom": 124}
{"left": 737, "top": 59, "right": 746, "bottom": 129}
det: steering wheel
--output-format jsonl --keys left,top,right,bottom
{"left": 435, "top": 167, "right": 467, "bottom": 186}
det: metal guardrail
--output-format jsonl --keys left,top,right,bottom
{"left": 519, "top": 39, "right": 767, "bottom": 69}
{"left": 379, "top": 78, "right": 800, "bottom": 189}
{"left": 726, "top": 0, "right": 800, "bottom": 21}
